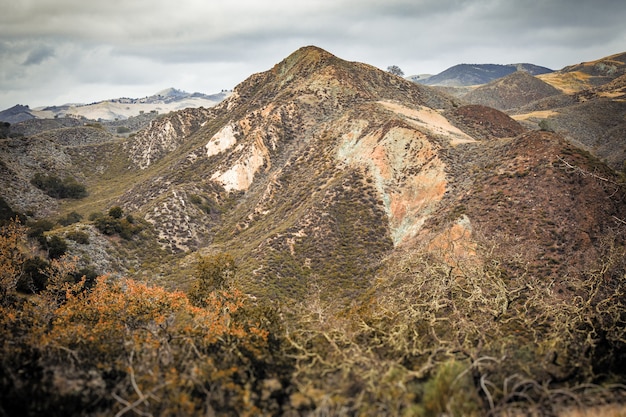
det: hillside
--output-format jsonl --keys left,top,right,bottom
{"left": 539, "top": 52, "right": 626, "bottom": 93}
{"left": 507, "top": 53, "right": 626, "bottom": 170}
{"left": 1, "top": 46, "right": 626, "bottom": 416}
{"left": 462, "top": 70, "right": 563, "bottom": 110}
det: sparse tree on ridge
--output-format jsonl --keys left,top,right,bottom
{"left": 387, "top": 65, "right": 404, "bottom": 77}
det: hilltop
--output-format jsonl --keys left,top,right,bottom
{"left": 1, "top": 46, "right": 626, "bottom": 416}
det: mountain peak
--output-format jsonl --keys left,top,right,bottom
{"left": 271, "top": 45, "right": 339, "bottom": 81}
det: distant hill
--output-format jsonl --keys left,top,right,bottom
{"left": 0, "top": 88, "right": 230, "bottom": 123}
{"left": 416, "top": 63, "right": 553, "bottom": 87}
{"left": 0, "top": 104, "right": 36, "bottom": 124}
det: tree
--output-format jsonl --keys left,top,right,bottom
{"left": 387, "top": 65, "right": 404, "bottom": 77}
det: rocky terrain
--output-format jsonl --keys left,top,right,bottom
{"left": 1, "top": 46, "right": 626, "bottom": 416}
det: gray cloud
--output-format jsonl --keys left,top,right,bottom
{"left": 22, "top": 44, "right": 55, "bottom": 65}
{"left": 1, "top": 0, "right": 625, "bottom": 109}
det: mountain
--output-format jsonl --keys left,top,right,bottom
{"left": 1, "top": 46, "right": 626, "bottom": 415}
{"left": 416, "top": 62, "right": 553, "bottom": 87}
{"left": 0, "top": 88, "right": 230, "bottom": 123}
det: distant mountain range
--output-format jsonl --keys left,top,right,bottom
{"left": 0, "top": 88, "right": 230, "bottom": 123}
{"left": 411, "top": 63, "right": 554, "bottom": 87}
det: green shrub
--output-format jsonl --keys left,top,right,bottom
{"left": 420, "top": 360, "right": 480, "bottom": 417}
{"left": 46, "top": 235, "right": 68, "bottom": 260}
{"left": 108, "top": 206, "right": 123, "bottom": 219}
{"left": 88, "top": 211, "right": 104, "bottom": 221}
{"left": 27, "top": 219, "right": 55, "bottom": 239}
{"left": 94, "top": 211, "right": 142, "bottom": 240}
{"left": 58, "top": 211, "right": 83, "bottom": 226}
{"left": 31, "top": 173, "right": 87, "bottom": 199}
{"left": 17, "top": 256, "right": 50, "bottom": 293}
{"left": 66, "top": 230, "right": 89, "bottom": 244}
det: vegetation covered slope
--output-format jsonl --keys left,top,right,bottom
{"left": 1, "top": 46, "right": 626, "bottom": 416}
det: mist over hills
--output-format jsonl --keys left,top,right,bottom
{"left": 1, "top": 46, "right": 626, "bottom": 416}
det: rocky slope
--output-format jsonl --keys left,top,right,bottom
{"left": 3, "top": 45, "right": 622, "bottom": 301}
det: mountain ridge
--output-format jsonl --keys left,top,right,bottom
{"left": 415, "top": 62, "right": 553, "bottom": 87}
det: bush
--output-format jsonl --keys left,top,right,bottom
{"left": 46, "top": 235, "right": 68, "bottom": 260}
{"left": 58, "top": 211, "right": 83, "bottom": 226}
{"left": 17, "top": 256, "right": 50, "bottom": 293}
{"left": 88, "top": 211, "right": 104, "bottom": 221}
{"left": 116, "top": 126, "right": 131, "bottom": 134}
{"left": 0, "top": 197, "right": 25, "bottom": 226}
{"left": 65, "top": 230, "right": 89, "bottom": 244}
{"left": 31, "top": 173, "right": 87, "bottom": 199}
{"left": 0, "top": 275, "right": 289, "bottom": 416}
{"left": 538, "top": 119, "right": 554, "bottom": 132}
{"left": 94, "top": 210, "right": 142, "bottom": 240}
{"left": 27, "top": 219, "right": 55, "bottom": 239}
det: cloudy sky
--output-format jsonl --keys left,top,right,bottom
{"left": 1, "top": 0, "right": 625, "bottom": 110}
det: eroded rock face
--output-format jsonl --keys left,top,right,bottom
{"left": 127, "top": 107, "right": 214, "bottom": 169}
{"left": 337, "top": 119, "right": 447, "bottom": 245}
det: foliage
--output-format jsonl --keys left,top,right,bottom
{"left": 0, "top": 196, "right": 25, "bottom": 225}
{"left": 58, "top": 211, "right": 83, "bottom": 226}
{"left": 65, "top": 229, "right": 89, "bottom": 244}
{"left": 1, "top": 215, "right": 626, "bottom": 416}
{"left": 0, "top": 219, "right": 26, "bottom": 305}
{"left": 188, "top": 252, "right": 236, "bottom": 307}
{"left": 94, "top": 208, "right": 142, "bottom": 240}
{"left": 108, "top": 206, "right": 123, "bottom": 219}
{"left": 18, "top": 256, "right": 50, "bottom": 293}
{"left": 0, "top": 234, "right": 293, "bottom": 416}
{"left": 26, "top": 218, "right": 55, "bottom": 240}
{"left": 538, "top": 119, "right": 555, "bottom": 132}
{"left": 387, "top": 65, "right": 405, "bottom": 77}
{"left": 30, "top": 173, "right": 88, "bottom": 199}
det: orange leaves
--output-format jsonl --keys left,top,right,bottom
{"left": 0, "top": 219, "right": 26, "bottom": 303}
{"left": 2, "top": 265, "right": 287, "bottom": 415}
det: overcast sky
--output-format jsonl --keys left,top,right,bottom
{"left": 1, "top": 0, "right": 625, "bottom": 110}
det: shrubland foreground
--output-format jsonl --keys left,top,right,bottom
{"left": 2, "top": 218, "right": 626, "bottom": 416}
